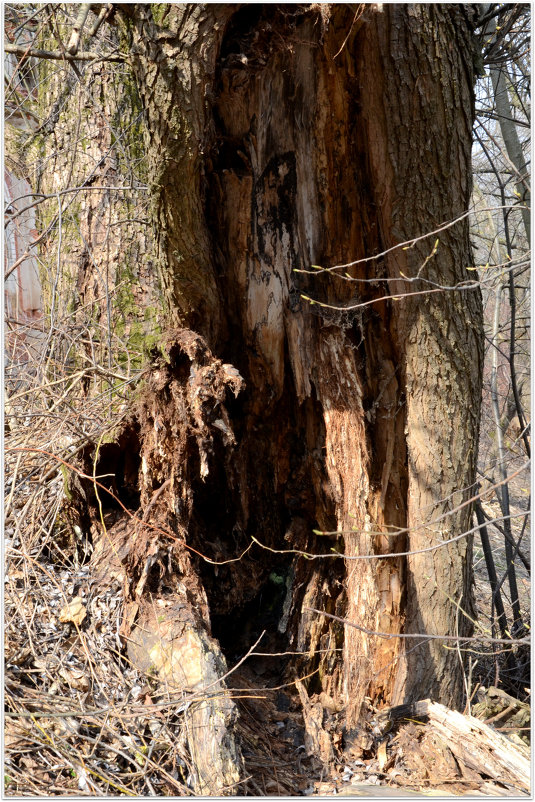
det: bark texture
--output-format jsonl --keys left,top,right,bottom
{"left": 128, "top": 4, "right": 231, "bottom": 344}
{"left": 355, "top": 5, "right": 484, "bottom": 706}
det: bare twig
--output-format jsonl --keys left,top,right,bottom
{"left": 4, "top": 43, "right": 126, "bottom": 62}
{"left": 304, "top": 608, "right": 530, "bottom": 646}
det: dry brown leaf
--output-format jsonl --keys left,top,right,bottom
{"left": 59, "top": 596, "right": 87, "bottom": 626}
{"left": 58, "top": 666, "right": 90, "bottom": 692}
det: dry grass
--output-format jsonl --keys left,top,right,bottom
{"left": 4, "top": 331, "right": 196, "bottom": 795}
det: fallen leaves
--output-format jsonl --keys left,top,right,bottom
{"left": 59, "top": 596, "right": 87, "bottom": 626}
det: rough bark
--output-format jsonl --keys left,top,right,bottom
{"left": 355, "top": 5, "right": 484, "bottom": 706}
{"left": 127, "top": 4, "right": 232, "bottom": 344}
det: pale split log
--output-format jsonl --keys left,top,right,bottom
{"left": 127, "top": 601, "right": 243, "bottom": 795}
{"left": 417, "top": 699, "right": 530, "bottom": 793}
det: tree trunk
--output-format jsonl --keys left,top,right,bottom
{"left": 30, "top": 3, "right": 484, "bottom": 793}
{"left": 355, "top": 4, "right": 484, "bottom": 707}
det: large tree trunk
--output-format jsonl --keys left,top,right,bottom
{"left": 29, "top": 3, "right": 484, "bottom": 793}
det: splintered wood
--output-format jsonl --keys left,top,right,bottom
{"left": 423, "top": 700, "right": 530, "bottom": 793}
{"left": 388, "top": 699, "right": 530, "bottom": 796}
{"left": 296, "top": 679, "right": 334, "bottom": 764}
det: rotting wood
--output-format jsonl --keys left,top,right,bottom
{"left": 295, "top": 678, "right": 334, "bottom": 765}
{"left": 118, "top": 0, "right": 484, "bottom": 732}
{"left": 82, "top": 329, "right": 246, "bottom": 795}
{"left": 383, "top": 698, "right": 530, "bottom": 794}
{"left": 127, "top": 603, "right": 243, "bottom": 795}
{"left": 30, "top": 2, "right": 488, "bottom": 781}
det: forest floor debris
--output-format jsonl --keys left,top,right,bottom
{"left": 4, "top": 406, "right": 531, "bottom": 796}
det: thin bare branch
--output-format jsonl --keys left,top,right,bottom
{"left": 304, "top": 608, "right": 530, "bottom": 646}
{"left": 4, "top": 43, "right": 126, "bottom": 63}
